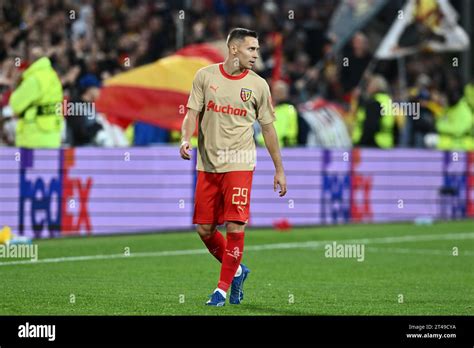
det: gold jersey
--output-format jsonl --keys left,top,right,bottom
{"left": 187, "top": 63, "right": 275, "bottom": 172}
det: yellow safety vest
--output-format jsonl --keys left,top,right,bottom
{"left": 257, "top": 103, "right": 298, "bottom": 147}
{"left": 352, "top": 93, "right": 395, "bottom": 148}
{"left": 10, "top": 57, "right": 64, "bottom": 148}
{"left": 465, "top": 83, "right": 474, "bottom": 111}
{"left": 436, "top": 98, "right": 474, "bottom": 151}
{"left": 464, "top": 84, "right": 474, "bottom": 150}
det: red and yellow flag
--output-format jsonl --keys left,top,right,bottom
{"left": 96, "top": 42, "right": 225, "bottom": 130}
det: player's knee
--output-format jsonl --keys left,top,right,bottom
{"left": 226, "top": 221, "right": 246, "bottom": 233}
{"left": 196, "top": 224, "right": 216, "bottom": 238}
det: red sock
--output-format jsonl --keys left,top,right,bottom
{"left": 200, "top": 229, "right": 225, "bottom": 262}
{"left": 217, "top": 232, "right": 245, "bottom": 292}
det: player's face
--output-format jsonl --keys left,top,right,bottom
{"left": 235, "top": 37, "right": 259, "bottom": 70}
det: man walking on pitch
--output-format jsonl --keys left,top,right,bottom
{"left": 180, "top": 28, "right": 287, "bottom": 306}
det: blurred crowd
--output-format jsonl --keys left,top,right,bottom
{"left": 0, "top": 0, "right": 473, "bottom": 149}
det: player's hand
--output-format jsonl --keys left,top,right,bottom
{"left": 274, "top": 171, "right": 287, "bottom": 197}
{"left": 180, "top": 141, "right": 192, "bottom": 160}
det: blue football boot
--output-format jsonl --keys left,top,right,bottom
{"left": 229, "top": 264, "right": 250, "bottom": 304}
{"left": 206, "top": 290, "right": 226, "bottom": 306}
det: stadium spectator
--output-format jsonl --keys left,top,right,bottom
{"left": 9, "top": 46, "right": 64, "bottom": 148}
{"left": 405, "top": 74, "right": 437, "bottom": 148}
{"left": 352, "top": 75, "right": 397, "bottom": 148}
{"left": 465, "top": 78, "right": 474, "bottom": 112}
{"left": 341, "top": 32, "right": 372, "bottom": 94}
{"left": 256, "top": 80, "right": 303, "bottom": 147}
{"left": 465, "top": 79, "right": 474, "bottom": 150}
{"left": 65, "top": 73, "right": 104, "bottom": 146}
{"left": 433, "top": 75, "right": 473, "bottom": 150}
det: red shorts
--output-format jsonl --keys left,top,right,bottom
{"left": 193, "top": 170, "right": 253, "bottom": 225}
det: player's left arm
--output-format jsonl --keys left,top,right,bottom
{"left": 261, "top": 122, "right": 287, "bottom": 197}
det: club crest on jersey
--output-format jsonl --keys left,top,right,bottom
{"left": 240, "top": 88, "right": 252, "bottom": 102}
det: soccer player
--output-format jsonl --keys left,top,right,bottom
{"left": 179, "top": 28, "right": 287, "bottom": 306}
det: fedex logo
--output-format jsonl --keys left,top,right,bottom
{"left": 207, "top": 100, "right": 247, "bottom": 117}
{"left": 441, "top": 151, "right": 467, "bottom": 219}
{"left": 322, "top": 174, "right": 351, "bottom": 223}
{"left": 19, "top": 149, "right": 92, "bottom": 238}
{"left": 321, "top": 150, "right": 351, "bottom": 224}
{"left": 349, "top": 149, "right": 373, "bottom": 222}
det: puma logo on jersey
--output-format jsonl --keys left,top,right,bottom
{"left": 209, "top": 85, "right": 219, "bottom": 92}
{"left": 237, "top": 206, "right": 245, "bottom": 214}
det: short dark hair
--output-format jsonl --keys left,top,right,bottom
{"left": 226, "top": 28, "right": 258, "bottom": 47}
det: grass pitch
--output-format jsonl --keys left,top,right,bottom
{"left": 0, "top": 220, "right": 473, "bottom": 315}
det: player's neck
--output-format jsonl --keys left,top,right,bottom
{"left": 222, "top": 59, "right": 247, "bottom": 76}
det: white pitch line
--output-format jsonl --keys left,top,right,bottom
{"left": 368, "top": 247, "right": 474, "bottom": 256}
{"left": 0, "top": 232, "right": 473, "bottom": 267}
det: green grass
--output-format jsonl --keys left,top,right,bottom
{"left": 0, "top": 220, "right": 473, "bottom": 315}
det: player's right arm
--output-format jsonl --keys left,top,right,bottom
{"left": 180, "top": 69, "right": 205, "bottom": 160}
{"left": 179, "top": 108, "right": 199, "bottom": 160}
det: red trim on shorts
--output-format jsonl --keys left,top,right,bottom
{"left": 219, "top": 63, "right": 249, "bottom": 80}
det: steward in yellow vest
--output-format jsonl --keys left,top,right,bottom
{"left": 436, "top": 95, "right": 473, "bottom": 151}
{"left": 9, "top": 54, "right": 64, "bottom": 148}
{"left": 257, "top": 102, "right": 298, "bottom": 147}
{"left": 465, "top": 81, "right": 474, "bottom": 111}
{"left": 257, "top": 80, "right": 298, "bottom": 147}
{"left": 464, "top": 81, "right": 474, "bottom": 150}
{"left": 352, "top": 76, "right": 396, "bottom": 148}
